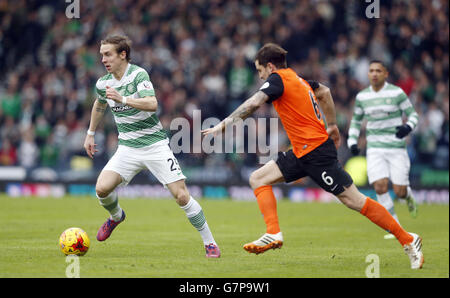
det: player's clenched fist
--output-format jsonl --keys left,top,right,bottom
{"left": 105, "top": 86, "right": 123, "bottom": 103}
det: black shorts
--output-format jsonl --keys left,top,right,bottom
{"left": 275, "top": 138, "right": 353, "bottom": 195}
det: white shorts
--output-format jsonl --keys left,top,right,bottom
{"left": 366, "top": 148, "right": 410, "bottom": 185}
{"left": 103, "top": 140, "right": 186, "bottom": 187}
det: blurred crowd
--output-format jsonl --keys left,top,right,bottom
{"left": 0, "top": 0, "right": 448, "bottom": 178}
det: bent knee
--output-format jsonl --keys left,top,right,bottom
{"left": 249, "top": 173, "right": 260, "bottom": 189}
{"left": 175, "top": 188, "right": 190, "bottom": 206}
{"left": 339, "top": 196, "right": 361, "bottom": 211}
{"left": 393, "top": 187, "right": 407, "bottom": 198}
{"left": 96, "top": 171, "right": 122, "bottom": 198}
{"left": 96, "top": 183, "right": 113, "bottom": 198}
{"left": 373, "top": 181, "right": 389, "bottom": 194}
{"left": 337, "top": 187, "right": 367, "bottom": 212}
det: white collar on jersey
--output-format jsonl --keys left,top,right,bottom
{"left": 114, "top": 63, "right": 131, "bottom": 82}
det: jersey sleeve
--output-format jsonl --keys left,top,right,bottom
{"left": 135, "top": 70, "right": 156, "bottom": 98}
{"left": 347, "top": 94, "right": 365, "bottom": 147}
{"left": 259, "top": 73, "right": 284, "bottom": 104}
{"left": 397, "top": 90, "right": 419, "bottom": 130}
{"left": 95, "top": 80, "right": 107, "bottom": 104}
{"left": 306, "top": 80, "right": 320, "bottom": 90}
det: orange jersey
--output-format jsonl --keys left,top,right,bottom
{"left": 267, "top": 68, "right": 329, "bottom": 158}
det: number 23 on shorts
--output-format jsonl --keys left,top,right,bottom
{"left": 167, "top": 157, "right": 181, "bottom": 172}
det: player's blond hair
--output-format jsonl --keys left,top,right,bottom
{"left": 101, "top": 35, "right": 132, "bottom": 62}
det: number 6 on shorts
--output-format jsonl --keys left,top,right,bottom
{"left": 321, "top": 171, "right": 334, "bottom": 186}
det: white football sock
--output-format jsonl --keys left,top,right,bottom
{"left": 96, "top": 191, "right": 123, "bottom": 221}
{"left": 181, "top": 197, "right": 216, "bottom": 245}
{"left": 376, "top": 192, "right": 400, "bottom": 223}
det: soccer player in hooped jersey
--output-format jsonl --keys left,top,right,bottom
{"left": 202, "top": 43, "right": 423, "bottom": 269}
{"left": 348, "top": 60, "right": 419, "bottom": 240}
{"left": 83, "top": 35, "right": 220, "bottom": 258}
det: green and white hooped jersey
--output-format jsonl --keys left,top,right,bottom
{"left": 95, "top": 63, "right": 168, "bottom": 149}
{"left": 347, "top": 82, "right": 419, "bottom": 149}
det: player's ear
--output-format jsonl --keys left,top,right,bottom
{"left": 119, "top": 50, "right": 127, "bottom": 60}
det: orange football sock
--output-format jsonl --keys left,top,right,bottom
{"left": 360, "top": 197, "right": 413, "bottom": 246}
{"left": 254, "top": 185, "right": 280, "bottom": 234}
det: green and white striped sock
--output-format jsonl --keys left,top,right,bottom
{"left": 96, "top": 191, "right": 123, "bottom": 221}
{"left": 181, "top": 197, "right": 216, "bottom": 245}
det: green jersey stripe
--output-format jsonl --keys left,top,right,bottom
{"left": 366, "top": 117, "right": 402, "bottom": 130}
{"left": 367, "top": 141, "right": 406, "bottom": 148}
{"left": 364, "top": 110, "right": 402, "bottom": 122}
{"left": 118, "top": 129, "right": 167, "bottom": 148}
{"left": 127, "top": 64, "right": 138, "bottom": 75}
{"left": 350, "top": 122, "right": 362, "bottom": 129}
{"left": 138, "top": 90, "right": 155, "bottom": 97}
{"left": 116, "top": 114, "right": 160, "bottom": 133}
{"left": 96, "top": 87, "right": 106, "bottom": 97}
{"left": 98, "top": 73, "right": 113, "bottom": 81}
{"left": 366, "top": 127, "right": 397, "bottom": 135}
{"left": 356, "top": 89, "right": 403, "bottom": 101}
{"left": 105, "top": 81, "right": 138, "bottom": 97}
{"left": 367, "top": 133, "right": 404, "bottom": 144}
{"left": 359, "top": 97, "right": 404, "bottom": 109}
{"left": 134, "top": 72, "right": 150, "bottom": 85}
{"left": 118, "top": 124, "right": 163, "bottom": 140}
{"left": 404, "top": 106, "right": 416, "bottom": 116}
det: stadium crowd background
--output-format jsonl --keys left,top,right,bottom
{"left": 0, "top": 0, "right": 448, "bottom": 186}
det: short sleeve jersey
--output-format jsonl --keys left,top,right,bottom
{"left": 347, "top": 82, "right": 419, "bottom": 149}
{"left": 95, "top": 63, "right": 168, "bottom": 148}
{"left": 259, "top": 68, "right": 329, "bottom": 158}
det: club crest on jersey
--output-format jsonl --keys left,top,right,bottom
{"left": 126, "top": 83, "right": 136, "bottom": 94}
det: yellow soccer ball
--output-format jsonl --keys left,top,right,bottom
{"left": 59, "top": 227, "right": 90, "bottom": 256}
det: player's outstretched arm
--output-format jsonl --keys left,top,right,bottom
{"left": 202, "top": 91, "right": 269, "bottom": 136}
{"left": 84, "top": 99, "right": 107, "bottom": 159}
{"left": 314, "top": 83, "right": 340, "bottom": 148}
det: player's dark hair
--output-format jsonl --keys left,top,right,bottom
{"left": 255, "top": 43, "right": 288, "bottom": 68}
{"left": 369, "top": 59, "right": 388, "bottom": 70}
{"left": 101, "top": 35, "right": 132, "bottom": 62}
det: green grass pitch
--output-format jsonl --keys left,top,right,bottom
{"left": 0, "top": 194, "right": 448, "bottom": 278}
